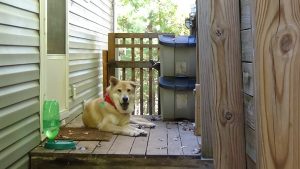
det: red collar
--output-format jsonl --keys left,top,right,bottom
{"left": 104, "top": 93, "right": 116, "bottom": 109}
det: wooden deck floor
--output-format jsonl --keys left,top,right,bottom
{"left": 31, "top": 115, "right": 213, "bottom": 169}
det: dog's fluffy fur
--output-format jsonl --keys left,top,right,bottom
{"left": 82, "top": 76, "right": 155, "bottom": 136}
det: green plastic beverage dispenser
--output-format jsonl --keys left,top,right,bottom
{"left": 43, "top": 100, "right": 75, "bottom": 150}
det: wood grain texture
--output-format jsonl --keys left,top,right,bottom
{"left": 197, "top": 0, "right": 213, "bottom": 158}
{"left": 254, "top": 0, "right": 300, "bottom": 169}
{"left": 209, "top": 0, "right": 246, "bottom": 168}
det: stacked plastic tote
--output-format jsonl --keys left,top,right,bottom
{"left": 158, "top": 35, "right": 196, "bottom": 120}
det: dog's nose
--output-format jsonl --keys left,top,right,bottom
{"left": 122, "top": 96, "right": 129, "bottom": 103}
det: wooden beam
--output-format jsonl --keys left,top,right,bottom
{"left": 149, "top": 38, "right": 153, "bottom": 115}
{"left": 140, "top": 38, "right": 144, "bottom": 115}
{"left": 198, "top": 0, "right": 246, "bottom": 168}
{"left": 113, "top": 33, "right": 172, "bottom": 38}
{"left": 195, "top": 0, "right": 201, "bottom": 137}
{"left": 102, "top": 50, "right": 108, "bottom": 93}
{"left": 108, "top": 33, "right": 116, "bottom": 78}
{"left": 115, "top": 44, "right": 160, "bottom": 48}
{"left": 254, "top": 1, "right": 300, "bottom": 169}
{"left": 197, "top": 0, "right": 213, "bottom": 158}
{"left": 109, "top": 61, "right": 152, "bottom": 69}
{"left": 210, "top": 0, "right": 246, "bottom": 168}
{"left": 131, "top": 38, "right": 135, "bottom": 81}
{"left": 194, "top": 84, "right": 201, "bottom": 136}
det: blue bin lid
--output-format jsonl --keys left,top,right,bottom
{"left": 159, "top": 77, "right": 196, "bottom": 90}
{"left": 158, "top": 35, "right": 196, "bottom": 47}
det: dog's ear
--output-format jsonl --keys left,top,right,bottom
{"left": 130, "top": 81, "right": 140, "bottom": 88}
{"left": 109, "top": 76, "right": 119, "bottom": 86}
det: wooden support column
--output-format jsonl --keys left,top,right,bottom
{"left": 254, "top": 1, "right": 300, "bottom": 169}
{"left": 209, "top": 0, "right": 246, "bottom": 168}
{"left": 197, "top": 0, "right": 213, "bottom": 158}
{"left": 198, "top": 0, "right": 246, "bottom": 168}
{"left": 102, "top": 50, "right": 108, "bottom": 93}
{"left": 108, "top": 33, "right": 116, "bottom": 80}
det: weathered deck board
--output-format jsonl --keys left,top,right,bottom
{"left": 179, "top": 122, "right": 200, "bottom": 156}
{"left": 31, "top": 116, "right": 201, "bottom": 159}
{"left": 70, "top": 141, "right": 99, "bottom": 154}
{"left": 167, "top": 122, "right": 183, "bottom": 155}
{"left": 130, "top": 128, "right": 150, "bottom": 155}
{"left": 108, "top": 135, "right": 135, "bottom": 154}
{"left": 93, "top": 135, "right": 117, "bottom": 154}
{"left": 31, "top": 156, "right": 214, "bottom": 169}
{"left": 146, "top": 121, "right": 168, "bottom": 156}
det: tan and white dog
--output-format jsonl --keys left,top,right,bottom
{"left": 82, "top": 76, "right": 155, "bottom": 136}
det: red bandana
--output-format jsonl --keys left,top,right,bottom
{"left": 104, "top": 93, "right": 116, "bottom": 109}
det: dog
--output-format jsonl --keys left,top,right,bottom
{"left": 82, "top": 76, "right": 155, "bottom": 136}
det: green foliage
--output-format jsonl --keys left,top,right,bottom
{"left": 117, "top": 0, "right": 189, "bottom": 35}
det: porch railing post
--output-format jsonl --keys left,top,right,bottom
{"left": 102, "top": 50, "right": 108, "bottom": 93}
{"left": 108, "top": 33, "right": 116, "bottom": 80}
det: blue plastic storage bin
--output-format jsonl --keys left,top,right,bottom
{"left": 159, "top": 77, "right": 195, "bottom": 120}
{"left": 159, "top": 35, "right": 196, "bottom": 77}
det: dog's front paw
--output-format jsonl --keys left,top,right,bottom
{"left": 126, "top": 130, "right": 142, "bottom": 137}
{"left": 127, "top": 129, "right": 147, "bottom": 137}
{"left": 136, "top": 128, "right": 148, "bottom": 136}
{"left": 144, "top": 122, "right": 156, "bottom": 128}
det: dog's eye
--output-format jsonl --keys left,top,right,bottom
{"left": 117, "top": 89, "right": 122, "bottom": 93}
{"left": 127, "top": 89, "right": 131, "bottom": 92}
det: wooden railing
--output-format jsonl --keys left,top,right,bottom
{"left": 103, "top": 33, "right": 167, "bottom": 115}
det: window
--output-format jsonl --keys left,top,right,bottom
{"left": 47, "top": 0, "right": 66, "bottom": 54}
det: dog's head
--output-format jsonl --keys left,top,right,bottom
{"left": 107, "top": 76, "right": 139, "bottom": 114}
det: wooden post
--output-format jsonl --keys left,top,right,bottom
{"left": 102, "top": 50, "right": 108, "bottom": 93}
{"left": 210, "top": 0, "right": 246, "bottom": 168}
{"left": 254, "top": 1, "right": 300, "bottom": 169}
{"left": 194, "top": 0, "right": 201, "bottom": 136}
{"left": 194, "top": 84, "right": 201, "bottom": 135}
{"left": 198, "top": 0, "right": 246, "bottom": 168}
{"left": 197, "top": 0, "right": 213, "bottom": 158}
{"left": 108, "top": 33, "right": 116, "bottom": 79}
{"left": 140, "top": 38, "right": 144, "bottom": 115}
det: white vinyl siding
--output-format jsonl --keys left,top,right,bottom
{"left": 66, "top": 0, "right": 114, "bottom": 123}
{"left": 0, "top": 0, "right": 40, "bottom": 168}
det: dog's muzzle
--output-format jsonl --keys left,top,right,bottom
{"left": 120, "top": 96, "right": 129, "bottom": 110}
